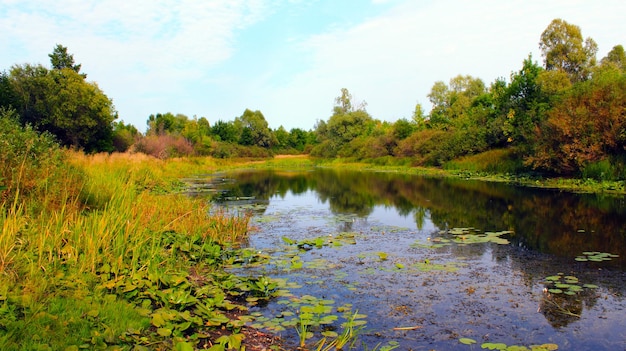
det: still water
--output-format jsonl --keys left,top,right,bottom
{"left": 195, "top": 168, "right": 626, "bottom": 350}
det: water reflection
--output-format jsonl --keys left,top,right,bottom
{"left": 195, "top": 168, "right": 626, "bottom": 349}
{"left": 209, "top": 168, "right": 626, "bottom": 268}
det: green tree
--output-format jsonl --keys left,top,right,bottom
{"left": 9, "top": 64, "right": 116, "bottom": 152}
{"left": 211, "top": 120, "right": 239, "bottom": 143}
{"left": 287, "top": 128, "right": 310, "bottom": 152}
{"left": 112, "top": 121, "right": 139, "bottom": 152}
{"left": 539, "top": 19, "right": 598, "bottom": 82}
{"left": 601, "top": 44, "right": 626, "bottom": 71}
{"left": 235, "top": 109, "right": 274, "bottom": 147}
{"left": 272, "top": 126, "right": 290, "bottom": 150}
{"left": 0, "top": 70, "right": 19, "bottom": 110}
{"left": 146, "top": 112, "right": 189, "bottom": 135}
{"left": 427, "top": 75, "right": 485, "bottom": 128}
{"left": 49, "top": 44, "right": 85, "bottom": 77}
{"left": 312, "top": 89, "right": 372, "bottom": 157}
{"left": 504, "top": 56, "right": 547, "bottom": 139}
{"left": 392, "top": 118, "right": 415, "bottom": 140}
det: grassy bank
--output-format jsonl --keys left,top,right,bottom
{"left": 310, "top": 150, "right": 626, "bottom": 196}
{"left": 1, "top": 149, "right": 622, "bottom": 350}
{"left": 0, "top": 152, "right": 277, "bottom": 350}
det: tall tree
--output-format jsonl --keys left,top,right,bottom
{"left": 49, "top": 44, "right": 85, "bottom": 77}
{"left": 211, "top": 120, "right": 239, "bottom": 143}
{"left": 427, "top": 75, "right": 485, "bottom": 128}
{"left": 9, "top": 64, "right": 116, "bottom": 152}
{"left": 601, "top": 45, "right": 626, "bottom": 71}
{"left": 236, "top": 109, "right": 274, "bottom": 147}
{"left": 539, "top": 19, "right": 597, "bottom": 82}
{"left": 0, "top": 70, "right": 19, "bottom": 110}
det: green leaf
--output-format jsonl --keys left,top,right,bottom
{"left": 459, "top": 338, "right": 477, "bottom": 345}
{"left": 157, "top": 327, "right": 172, "bottom": 337}
{"left": 174, "top": 342, "right": 195, "bottom": 351}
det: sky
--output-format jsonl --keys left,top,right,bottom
{"left": 1, "top": 0, "right": 625, "bottom": 132}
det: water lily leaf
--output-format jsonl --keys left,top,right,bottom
{"left": 151, "top": 313, "right": 166, "bottom": 327}
{"left": 583, "top": 284, "right": 599, "bottom": 289}
{"left": 174, "top": 342, "right": 195, "bottom": 351}
{"left": 548, "top": 289, "right": 563, "bottom": 294}
{"left": 531, "top": 343, "right": 558, "bottom": 350}
{"left": 459, "top": 338, "right": 477, "bottom": 345}
{"left": 481, "top": 342, "right": 507, "bottom": 350}
{"left": 157, "top": 327, "right": 172, "bottom": 337}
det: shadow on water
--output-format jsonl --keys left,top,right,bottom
{"left": 193, "top": 168, "right": 626, "bottom": 350}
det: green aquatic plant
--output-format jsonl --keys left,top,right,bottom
{"left": 543, "top": 273, "right": 597, "bottom": 296}
{"left": 460, "top": 338, "right": 559, "bottom": 350}
{"left": 281, "top": 232, "right": 358, "bottom": 251}
{"left": 412, "top": 228, "right": 512, "bottom": 249}
{"left": 574, "top": 251, "right": 619, "bottom": 262}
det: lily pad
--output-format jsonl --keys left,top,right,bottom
{"left": 459, "top": 338, "right": 477, "bottom": 345}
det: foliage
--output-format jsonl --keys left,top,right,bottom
{"left": 133, "top": 133, "right": 195, "bottom": 159}
{"left": 539, "top": 18, "right": 598, "bottom": 82}
{"left": 236, "top": 109, "right": 275, "bottom": 147}
{"left": 0, "top": 107, "right": 71, "bottom": 206}
{"left": 147, "top": 112, "right": 190, "bottom": 136}
{"left": 49, "top": 44, "right": 84, "bottom": 77}
{"left": 0, "top": 152, "right": 259, "bottom": 350}
{"left": 9, "top": 63, "right": 116, "bottom": 153}
{"left": 528, "top": 69, "right": 626, "bottom": 175}
{"left": 112, "top": 120, "right": 140, "bottom": 152}
{"left": 0, "top": 71, "right": 19, "bottom": 110}
{"left": 600, "top": 44, "right": 626, "bottom": 71}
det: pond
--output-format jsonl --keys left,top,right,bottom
{"left": 188, "top": 168, "right": 626, "bottom": 350}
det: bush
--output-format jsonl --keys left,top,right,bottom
{"left": 443, "top": 148, "right": 526, "bottom": 174}
{"left": 0, "top": 107, "right": 81, "bottom": 208}
{"left": 133, "top": 134, "right": 195, "bottom": 159}
{"left": 580, "top": 157, "right": 625, "bottom": 181}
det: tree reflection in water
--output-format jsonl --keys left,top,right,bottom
{"left": 193, "top": 168, "right": 626, "bottom": 349}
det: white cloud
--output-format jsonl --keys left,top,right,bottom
{"left": 262, "top": 0, "right": 626, "bottom": 129}
{"left": 2, "top": 0, "right": 625, "bottom": 131}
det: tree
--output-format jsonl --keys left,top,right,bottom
{"left": 333, "top": 87, "right": 367, "bottom": 116}
{"left": 49, "top": 44, "right": 85, "bottom": 77}
{"left": 236, "top": 109, "right": 274, "bottom": 147}
{"left": 529, "top": 69, "right": 626, "bottom": 175}
{"left": 427, "top": 75, "right": 485, "bottom": 128}
{"left": 0, "top": 70, "right": 19, "bottom": 110}
{"left": 211, "top": 120, "right": 239, "bottom": 143}
{"left": 539, "top": 19, "right": 598, "bottom": 82}
{"left": 112, "top": 121, "right": 139, "bottom": 152}
{"left": 9, "top": 64, "right": 116, "bottom": 152}
{"left": 601, "top": 45, "right": 626, "bottom": 71}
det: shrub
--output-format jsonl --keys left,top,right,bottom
{"left": 133, "top": 134, "right": 195, "bottom": 159}
{"left": 0, "top": 107, "right": 76, "bottom": 206}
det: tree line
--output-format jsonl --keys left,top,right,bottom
{"left": 1, "top": 19, "right": 625, "bottom": 179}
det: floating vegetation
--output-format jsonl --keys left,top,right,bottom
{"left": 459, "top": 337, "right": 477, "bottom": 345}
{"left": 460, "top": 338, "right": 559, "bottom": 350}
{"left": 477, "top": 342, "right": 559, "bottom": 350}
{"left": 249, "top": 295, "right": 368, "bottom": 348}
{"left": 282, "top": 232, "right": 358, "bottom": 251}
{"left": 411, "top": 227, "right": 512, "bottom": 249}
{"left": 371, "top": 225, "right": 410, "bottom": 233}
{"left": 574, "top": 251, "right": 619, "bottom": 262}
{"left": 543, "top": 273, "right": 597, "bottom": 296}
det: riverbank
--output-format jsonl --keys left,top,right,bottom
{"left": 254, "top": 155, "right": 626, "bottom": 196}
{"left": 1, "top": 151, "right": 622, "bottom": 350}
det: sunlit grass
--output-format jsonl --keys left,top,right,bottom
{"left": 0, "top": 151, "right": 258, "bottom": 349}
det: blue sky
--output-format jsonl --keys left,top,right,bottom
{"left": 1, "top": 0, "right": 625, "bottom": 132}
